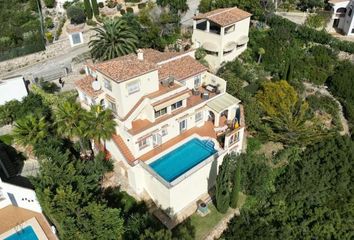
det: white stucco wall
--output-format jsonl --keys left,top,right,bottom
{"left": 0, "top": 179, "right": 42, "bottom": 213}
{"left": 0, "top": 76, "right": 28, "bottom": 105}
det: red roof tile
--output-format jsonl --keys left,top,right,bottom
{"left": 158, "top": 56, "right": 207, "bottom": 82}
{"left": 74, "top": 75, "right": 103, "bottom": 98}
{"left": 194, "top": 7, "right": 252, "bottom": 26}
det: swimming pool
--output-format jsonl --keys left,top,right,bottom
{"left": 5, "top": 226, "right": 38, "bottom": 240}
{"left": 149, "top": 138, "right": 217, "bottom": 182}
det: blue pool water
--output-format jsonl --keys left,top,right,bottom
{"left": 5, "top": 226, "right": 39, "bottom": 240}
{"left": 149, "top": 138, "right": 216, "bottom": 182}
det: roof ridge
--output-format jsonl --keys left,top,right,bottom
{"left": 207, "top": 7, "right": 236, "bottom": 18}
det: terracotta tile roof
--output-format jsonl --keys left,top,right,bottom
{"left": 193, "top": 7, "right": 252, "bottom": 26}
{"left": 158, "top": 56, "right": 207, "bottom": 81}
{"left": 129, "top": 87, "right": 218, "bottom": 135}
{"left": 0, "top": 205, "right": 57, "bottom": 239}
{"left": 74, "top": 75, "right": 103, "bottom": 98}
{"left": 94, "top": 54, "right": 158, "bottom": 83}
{"left": 111, "top": 134, "right": 135, "bottom": 163}
{"left": 140, "top": 49, "right": 183, "bottom": 64}
{"left": 119, "top": 83, "right": 183, "bottom": 121}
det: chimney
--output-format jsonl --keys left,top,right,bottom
{"left": 137, "top": 49, "right": 143, "bottom": 60}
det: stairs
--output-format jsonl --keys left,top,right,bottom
{"left": 111, "top": 134, "right": 135, "bottom": 163}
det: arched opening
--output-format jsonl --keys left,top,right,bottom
{"left": 219, "top": 110, "right": 229, "bottom": 127}
{"left": 208, "top": 111, "right": 215, "bottom": 125}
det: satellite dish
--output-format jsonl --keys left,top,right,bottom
{"left": 92, "top": 80, "right": 101, "bottom": 91}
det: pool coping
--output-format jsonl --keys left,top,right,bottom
{"left": 0, "top": 217, "right": 49, "bottom": 240}
{"left": 139, "top": 134, "right": 226, "bottom": 189}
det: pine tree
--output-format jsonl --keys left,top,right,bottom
{"left": 91, "top": 0, "right": 99, "bottom": 17}
{"left": 84, "top": 0, "right": 93, "bottom": 20}
{"left": 215, "top": 155, "right": 230, "bottom": 213}
{"left": 230, "top": 160, "right": 241, "bottom": 209}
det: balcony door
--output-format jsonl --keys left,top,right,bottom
{"left": 179, "top": 119, "right": 187, "bottom": 133}
{"left": 152, "top": 133, "right": 162, "bottom": 147}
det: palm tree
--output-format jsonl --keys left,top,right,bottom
{"left": 258, "top": 47, "right": 265, "bottom": 64}
{"left": 87, "top": 105, "right": 116, "bottom": 150}
{"left": 54, "top": 101, "right": 89, "bottom": 150}
{"left": 13, "top": 115, "right": 48, "bottom": 147}
{"left": 89, "top": 19, "right": 138, "bottom": 61}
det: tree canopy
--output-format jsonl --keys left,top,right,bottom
{"left": 222, "top": 136, "right": 354, "bottom": 239}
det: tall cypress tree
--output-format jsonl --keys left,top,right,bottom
{"left": 91, "top": 0, "right": 99, "bottom": 17}
{"left": 84, "top": 0, "right": 93, "bottom": 20}
{"left": 230, "top": 160, "right": 241, "bottom": 209}
{"left": 215, "top": 155, "right": 230, "bottom": 213}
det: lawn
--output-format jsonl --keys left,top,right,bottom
{"left": 0, "top": 134, "right": 14, "bottom": 145}
{"left": 191, "top": 193, "right": 246, "bottom": 240}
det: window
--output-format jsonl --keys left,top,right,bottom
{"left": 126, "top": 80, "right": 140, "bottom": 95}
{"left": 161, "top": 128, "right": 168, "bottom": 136}
{"left": 237, "top": 43, "right": 246, "bottom": 49}
{"left": 138, "top": 138, "right": 149, "bottom": 150}
{"left": 179, "top": 119, "right": 187, "bottom": 132}
{"left": 352, "top": 28, "right": 354, "bottom": 33}
{"left": 224, "top": 25, "right": 235, "bottom": 34}
{"left": 229, "top": 132, "right": 240, "bottom": 146}
{"left": 155, "top": 107, "right": 167, "bottom": 118}
{"left": 71, "top": 33, "right": 82, "bottom": 45}
{"left": 171, "top": 100, "right": 183, "bottom": 111}
{"left": 348, "top": 7, "right": 352, "bottom": 17}
{"left": 194, "top": 75, "right": 201, "bottom": 88}
{"left": 107, "top": 101, "right": 117, "bottom": 114}
{"left": 104, "top": 79, "right": 112, "bottom": 91}
{"left": 195, "top": 112, "right": 203, "bottom": 122}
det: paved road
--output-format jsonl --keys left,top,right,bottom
{"left": 3, "top": 44, "right": 89, "bottom": 80}
{"left": 276, "top": 11, "right": 308, "bottom": 25}
{"left": 181, "top": 0, "right": 201, "bottom": 26}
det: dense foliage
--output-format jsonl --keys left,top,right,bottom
{"left": 121, "top": 3, "right": 181, "bottom": 51}
{"left": 67, "top": 5, "right": 86, "bottom": 24}
{"left": 0, "top": 0, "right": 45, "bottom": 61}
{"left": 222, "top": 136, "right": 354, "bottom": 239}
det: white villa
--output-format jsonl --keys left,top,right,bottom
{"left": 328, "top": 0, "right": 354, "bottom": 35}
{"left": 0, "top": 178, "right": 57, "bottom": 239}
{"left": 75, "top": 48, "right": 245, "bottom": 218}
{"left": 192, "top": 7, "right": 252, "bottom": 70}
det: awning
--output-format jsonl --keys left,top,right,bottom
{"left": 224, "top": 41, "right": 236, "bottom": 52}
{"left": 207, "top": 93, "right": 240, "bottom": 113}
{"left": 237, "top": 36, "right": 249, "bottom": 45}
{"left": 202, "top": 42, "right": 218, "bottom": 52}
{"left": 153, "top": 92, "right": 189, "bottom": 111}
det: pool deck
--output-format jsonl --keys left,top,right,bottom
{"left": 0, "top": 205, "right": 57, "bottom": 239}
{"left": 139, "top": 121, "right": 217, "bottom": 162}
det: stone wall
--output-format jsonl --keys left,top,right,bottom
{"left": 0, "top": 30, "right": 94, "bottom": 76}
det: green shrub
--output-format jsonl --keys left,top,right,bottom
{"left": 63, "top": 1, "right": 72, "bottom": 9}
{"left": 45, "top": 32, "right": 53, "bottom": 43}
{"left": 126, "top": 7, "right": 134, "bottom": 13}
{"left": 86, "top": 19, "right": 97, "bottom": 26}
{"left": 44, "top": 0, "right": 55, "bottom": 8}
{"left": 67, "top": 5, "right": 86, "bottom": 24}
{"left": 98, "top": 2, "right": 104, "bottom": 8}
{"left": 55, "top": 17, "right": 66, "bottom": 40}
{"left": 45, "top": 17, "right": 54, "bottom": 29}
{"left": 120, "top": 9, "right": 126, "bottom": 15}
{"left": 106, "top": 0, "right": 117, "bottom": 8}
